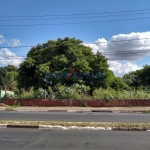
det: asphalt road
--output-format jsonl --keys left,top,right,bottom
{"left": 0, "top": 128, "right": 150, "bottom": 150}
{"left": 0, "top": 111, "right": 150, "bottom": 122}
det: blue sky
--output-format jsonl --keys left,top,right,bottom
{"left": 0, "top": 0, "right": 150, "bottom": 76}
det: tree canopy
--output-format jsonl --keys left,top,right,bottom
{"left": 122, "top": 64, "right": 150, "bottom": 89}
{"left": 18, "top": 37, "right": 119, "bottom": 92}
{"left": 0, "top": 65, "right": 18, "bottom": 91}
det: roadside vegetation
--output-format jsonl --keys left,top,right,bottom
{"left": 0, "top": 37, "right": 150, "bottom": 100}
{"left": 5, "top": 102, "right": 21, "bottom": 111}
{"left": 4, "top": 86, "right": 150, "bottom": 100}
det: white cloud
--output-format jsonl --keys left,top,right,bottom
{"left": 0, "top": 48, "right": 24, "bottom": 66}
{"left": 0, "top": 34, "right": 5, "bottom": 44}
{"left": 85, "top": 38, "right": 107, "bottom": 54}
{"left": 84, "top": 31, "right": 150, "bottom": 61}
{"left": 0, "top": 48, "right": 16, "bottom": 57}
{"left": 83, "top": 32, "right": 150, "bottom": 76}
{"left": 108, "top": 61, "right": 141, "bottom": 77}
{"left": 8, "top": 39, "right": 21, "bottom": 47}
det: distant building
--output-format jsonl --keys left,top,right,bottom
{"left": 0, "top": 90, "right": 14, "bottom": 102}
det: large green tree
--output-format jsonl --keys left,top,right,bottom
{"left": 18, "top": 37, "right": 116, "bottom": 92}
{"left": 4, "top": 65, "right": 17, "bottom": 72}
{"left": 0, "top": 67, "right": 7, "bottom": 89}
{"left": 0, "top": 65, "right": 18, "bottom": 91}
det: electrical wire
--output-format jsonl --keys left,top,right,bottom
{"left": 84, "top": 38, "right": 150, "bottom": 44}
{"left": 0, "top": 16, "right": 150, "bottom": 26}
{"left": 0, "top": 49, "right": 150, "bottom": 60}
{"left": 1, "top": 11, "right": 150, "bottom": 21}
{"left": 0, "top": 37, "right": 150, "bottom": 48}
{"left": 0, "top": 46, "right": 33, "bottom": 48}
{"left": 0, "top": 38, "right": 150, "bottom": 60}
{"left": 0, "top": 8, "right": 150, "bottom": 18}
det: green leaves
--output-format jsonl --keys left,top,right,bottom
{"left": 72, "top": 58, "right": 92, "bottom": 72}
{"left": 0, "top": 66, "right": 18, "bottom": 91}
{"left": 122, "top": 64, "right": 150, "bottom": 89}
{"left": 50, "top": 54, "right": 68, "bottom": 71}
{"left": 17, "top": 37, "right": 118, "bottom": 93}
{"left": 35, "top": 63, "right": 50, "bottom": 77}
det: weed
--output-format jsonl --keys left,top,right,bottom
{"left": 5, "top": 106, "right": 14, "bottom": 111}
{"left": 82, "top": 102, "right": 88, "bottom": 107}
{"left": 143, "top": 110, "right": 150, "bottom": 113}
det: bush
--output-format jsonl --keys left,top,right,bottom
{"left": 19, "top": 88, "right": 34, "bottom": 99}
{"left": 92, "top": 88, "right": 115, "bottom": 100}
{"left": 53, "top": 83, "right": 91, "bottom": 99}
{"left": 33, "top": 88, "right": 48, "bottom": 99}
{"left": 4, "top": 93, "right": 18, "bottom": 99}
{"left": 7, "top": 85, "right": 150, "bottom": 100}
{"left": 92, "top": 88, "right": 150, "bottom": 100}
{"left": 5, "top": 106, "right": 14, "bottom": 111}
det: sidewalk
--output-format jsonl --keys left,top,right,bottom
{"left": 1, "top": 106, "right": 150, "bottom": 112}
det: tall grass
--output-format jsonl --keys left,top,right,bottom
{"left": 92, "top": 88, "right": 150, "bottom": 100}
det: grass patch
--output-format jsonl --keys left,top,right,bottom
{"left": 5, "top": 106, "right": 14, "bottom": 111}
{"left": 143, "top": 110, "right": 150, "bottom": 113}
{"left": 5, "top": 103, "right": 21, "bottom": 111}
{"left": 92, "top": 88, "right": 150, "bottom": 100}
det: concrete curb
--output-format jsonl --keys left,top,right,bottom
{"left": 14, "top": 110, "right": 150, "bottom": 113}
{"left": 67, "top": 110, "right": 91, "bottom": 112}
{"left": 16, "top": 110, "right": 49, "bottom": 112}
{"left": 7, "top": 124, "right": 39, "bottom": 128}
{"left": 92, "top": 110, "right": 113, "bottom": 112}
{"left": 1, "top": 106, "right": 150, "bottom": 113}
{"left": 15, "top": 110, "right": 91, "bottom": 112}
{"left": 0, "top": 124, "right": 150, "bottom": 131}
{"left": 48, "top": 110, "right": 67, "bottom": 112}
{"left": 0, "top": 124, "right": 112, "bottom": 130}
{"left": 0, "top": 124, "right": 7, "bottom": 128}
{"left": 119, "top": 111, "right": 146, "bottom": 113}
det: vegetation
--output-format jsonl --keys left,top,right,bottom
{"left": 0, "top": 65, "right": 18, "bottom": 91}
{"left": 17, "top": 37, "right": 116, "bottom": 92}
{"left": 122, "top": 64, "right": 150, "bottom": 89}
{"left": 0, "top": 37, "right": 150, "bottom": 100}
{"left": 5, "top": 102, "right": 20, "bottom": 111}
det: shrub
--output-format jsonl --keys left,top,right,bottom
{"left": 92, "top": 88, "right": 150, "bottom": 100}
{"left": 92, "top": 88, "right": 115, "bottom": 100}
{"left": 5, "top": 106, "right": 14, "bottom": 111}
{"left": 53, "top": 83, "right": 91, "bottom": 99}
{"left": 33, "top": 88, "right": 48, "bottom": 99}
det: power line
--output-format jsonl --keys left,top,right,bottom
{"left": 0, "top": 46, "right": 33, "bottom": 48}
{"left": 0, "top": 38, "right": 150, "bottom": 60}
{"left": 84, "top": 38, "right": 150, "bottom": 44}
{"left": 0, "top": 8, "right": 150, "bottom": 18}
{"left": 0, "top": 57, "right": 25, "bottom": 59}
{"left": 1, "top": 11, "right": 150, "bottom": 21}
{"left": 102, "top": 49, "right": 150, "bottom": 54}
{"left": 0, "top": 49, "right": 150, "bottom": 59}
{"left": 0, "top": 16, "right": 150, "bottom": 26}
{"left": 0, "top": 37, "right": 150, "bottom": 49}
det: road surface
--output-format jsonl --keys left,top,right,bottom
{"left": 0, "top": 128, "right": 150, "bottom": 150}
{"left": 0, "top": 111, "right": 150, "bottom": 122}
